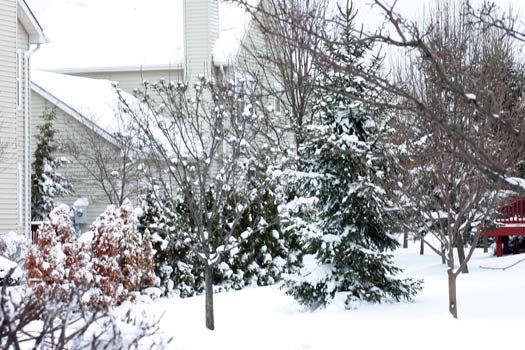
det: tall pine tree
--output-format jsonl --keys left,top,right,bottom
{"left": 31, "top": 109, "right": 72, "bottom": 221}
{"left": 284, "top": 3, "right": 421, "bottom": 309}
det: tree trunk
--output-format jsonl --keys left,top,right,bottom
{"left": 483, "top": 236, "right": 488, "bottom": 253}
{"left": 204, "top": 263, "right": 215, "bottom": 330}
{"left": 448, "top": 269, "right": 458, "bottom": 318}
{"left": 456, "top": 234, "right": 468, "bottom": 273}
{"left": 403, "top": 229, "right": 409, "bottom": 249}
{"left": 419, "top": 236, "right": 424, "bottom": 255}
{"left": 441, "top": 243, "right": 446, "bottom": 265}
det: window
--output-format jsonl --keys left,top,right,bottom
{"left": 234, "top": 74, "right": 255, "bottom": 119}
{"left": 273, "top": 82, "right": 283, "bottom": 114}
{"left": 235, "top": 74, "right": 255, "bottom": 99}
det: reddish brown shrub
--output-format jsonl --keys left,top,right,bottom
{"left": 24, "top": 200, "right": 159, "bottom": 309}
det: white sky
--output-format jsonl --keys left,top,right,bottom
{"left": 26, "top": 0, "right": 524, "bottom": 70}
{"left": 352, "top": 0, "right": 524, "bottom": 32}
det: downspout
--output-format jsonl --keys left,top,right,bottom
{"left": 24, "top": 43, "right": 41, "bottom": 238}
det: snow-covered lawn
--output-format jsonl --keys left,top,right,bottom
{"left": 127, "top": 245, "right": 525, "bottom": 350}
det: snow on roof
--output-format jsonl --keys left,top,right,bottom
{"left": 28, "top": 0, "right": 254, "bottom": 71}
{"left": 31, "top": 70, "right": 137, "bottom": 142}
{"left": 32, "top": 70, "right": 201, "bottom": 159}
{"left": 213, "top": 1, "right": 256, "bottom": 66}
{"left": 29, "top": 0, "right": 183, "bottom": 71}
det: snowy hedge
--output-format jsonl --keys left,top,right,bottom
{"left": 138, "top": 159, "right": 290, "bottom": 297}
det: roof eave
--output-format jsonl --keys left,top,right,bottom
{"left": 46, "top": 62, "right": 185, "bottom": 74}
{"left": 17, "top": 0, "right": 48, "bottom": 44}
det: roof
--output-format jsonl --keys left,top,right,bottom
{"left": 32, "top": 70, "right": 200, "bottom": 159}
{"left": 18, "top": 0, "right": 47, "bottom": 44}
{"left": 31, "top": 70, "right": 138, "bottom": 146}
{"left": 28, "top": 0, "right": 254, "bottom": 71}
{"left": 212, "top": 1, "right": 255, "bottom": 66}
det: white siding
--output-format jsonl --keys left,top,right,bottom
{"left": 0, "top": 0, "right": 18, "bottom": 234}
{"left": 184, "top": 0, "right": 218, "bottom": 79}
{"left": 235, "top": 2, "right": 296, "bottom": 151}
{"left": 16, "top": 18, "right": 29, "bottom": 234}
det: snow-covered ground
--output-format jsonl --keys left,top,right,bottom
{"left": 126, "top": 244, "right": 525, "bottom": 350}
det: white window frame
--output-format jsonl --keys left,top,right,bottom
{"left": 18, "top": 162, "right": 23, "bottom": 227}
{"left": 16, "top": 49, "right": 23, "bottom": 110}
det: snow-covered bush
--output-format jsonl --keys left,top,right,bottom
{"left": 139, "top": 188, "right": 174, "bottom": 295}
{"left": 0, "top": 273, "right": 169, "bottom": 349}
{"left": 140, "top": 230, "right": 157, "bottom": 288}
{"left": 87, "top": 199, "right": 156, "bottom": 308}
{"left": 216, "top": 159, "right": 288, "bottom": 290}
{"left": 0, "top": 231, "right": 30, "bottom": 265}
{"left": 139, "top": 165, "right": 288, "bottom": 296}
{"left": 88, "top": 204, "right": 129, "bottom": 307}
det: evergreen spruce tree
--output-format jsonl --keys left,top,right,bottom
{"left": 31, "top": 109, "right": 72, "bottom": 221}
{"left": 284, "top": 4, "right": 421, "bottom": 309}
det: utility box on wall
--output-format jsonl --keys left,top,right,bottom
{"left": 71, "top": 198, "right": 89, "bottom": 226}
{"left": 72, "top": 205, "right": 88, "bottom": 224}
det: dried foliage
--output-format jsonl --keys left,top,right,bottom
{"left": 140, "top": 230, "right": 157, "bottom": 288}
{"left": 24, "top": 200, "right": 156, "bottom": 309}
{"left": 24, "top": 205, "right": 90, "bottom": 300}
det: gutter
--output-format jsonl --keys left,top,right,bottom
{"left": 24, "top": 43, "right": 41, "bottom": 237}
{"left": 45, "top": 62, "right": 184, "bottom": 75}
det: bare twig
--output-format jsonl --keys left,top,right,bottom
{"left": 480, "top": 258, "right": 525, "bottom": 271}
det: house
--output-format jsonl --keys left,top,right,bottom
{"left": 26, "top": 0, "right": 284, "bottom": 225}
{"left": 31, "top": 70, "right": 141, "bottom": 228}
{"left": 30, "top": 0, "right": 261, "bottom": 95}
{"left": 25, "top": 0, "right": 239, "bottom": 87}
{"left": 0, "top": 0, "right": 46, "bottom": 236}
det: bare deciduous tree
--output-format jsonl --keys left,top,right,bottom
{"left": 364, "top": 0, "right": 525, "bottom": 192}
{"left": 395, "top": 120, "right": 501, "bottom": 318}
{"left": 119, "top": 77, "right": 270, "bottom": 330}
{"left": 61, "top": 109, "right": 142, "bottom": 207}
{"left": 233, "top": 0, "right": 329, "bottom": 152}
{"left": 389, "top": 0, "right": 524, "bottom": 318}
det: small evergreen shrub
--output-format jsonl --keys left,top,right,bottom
{"left": 31, "top": 109, "right": 73, "bottom": 221}
{"left": 138, "top": 161, "right": 288, "bottom": 297}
